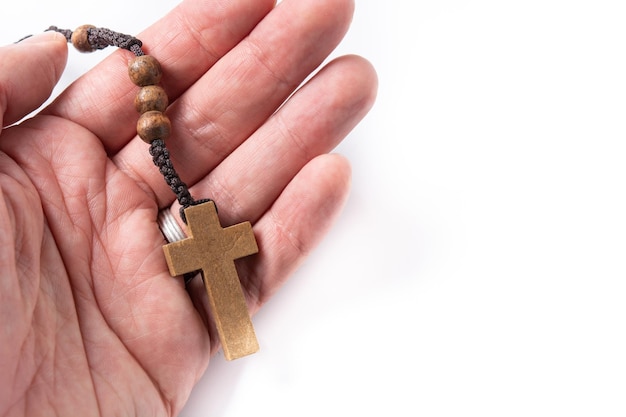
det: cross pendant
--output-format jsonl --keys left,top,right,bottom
{"left": 162, "top": 201, "right": 259, "bottom": 360}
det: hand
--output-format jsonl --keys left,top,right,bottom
{"left": 0, "top": 0, "right": 376, "bottom": 415}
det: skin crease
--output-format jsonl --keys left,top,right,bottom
{"left": 0, "top": 0, "right": 377, "bottom": 415}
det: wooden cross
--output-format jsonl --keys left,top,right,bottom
{"left": 162, "top": 201, "right": 259, "bottom": 360}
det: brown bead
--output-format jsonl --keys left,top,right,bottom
{"left": 71, "top": 25, "right": 96, "bottom": 53}
{"left": 137, "top": 111, "right": 171, "bottom": 143}
{"left": 128, "top": 55, "right": 163, "bottom": 87}
{"left": 135, "top": 85, "right": 169, "bottom": 113}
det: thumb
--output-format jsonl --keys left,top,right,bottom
{"left": 0, "top": 31, "right": 68, "bottom": 127}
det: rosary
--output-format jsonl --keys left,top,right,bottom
{"left": 39, "top": 25, "right": 260, "bottom": 360}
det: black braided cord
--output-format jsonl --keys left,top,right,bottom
{"left": 149, "top": 139, "right": 213, "bottom": 223}
{"left": 44, "top": 26, "right": 212, "bottom": 223}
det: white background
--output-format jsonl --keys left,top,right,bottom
{"left": 2, "top": 1, "right": 626, "bottom": 416}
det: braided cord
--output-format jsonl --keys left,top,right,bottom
{"left": 46, "top": 25, "right": 144, "bottom": 55}
{"left": 149, "top": 139, "right": 213, "bottom": 223}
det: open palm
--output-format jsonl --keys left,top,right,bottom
{"left": 0, "top": 0, "right": 376, "bottom": 415}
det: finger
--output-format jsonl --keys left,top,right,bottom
{"left": 112, "top": 0, "right": 356, "bottom": 206}
{"left": 174, "top": 155, "right": 351, "bottom": 339}
{"left": 0, "top": 32, "right": 67, "bottom": 127}
{"left": 243, "top": 153, "right": 352, "bottom": 311}
{"left": 43, "top": 0, "right": 275, "bottom": 152}
{"left": 173, "top": 55, "right": 376, "bottom": 225}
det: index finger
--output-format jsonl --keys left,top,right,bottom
{"left": 42, "top": 0, "right": 275, "bottom": 154}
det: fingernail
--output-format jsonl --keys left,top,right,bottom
{"left": 17, "top": 31, "right": 66, "bottom": 45}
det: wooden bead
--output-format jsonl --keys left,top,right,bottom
{"left": 137, "top": 111, "right": 171, "bottom": 143}
{"left": 128, "top": 55, "right": 162, "bottom": 87}
{"left": 135, "top": 85, "right": 169, "bottom": 113}
{"left": 71, "top": 25, "right": 96, "bottom": 53}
